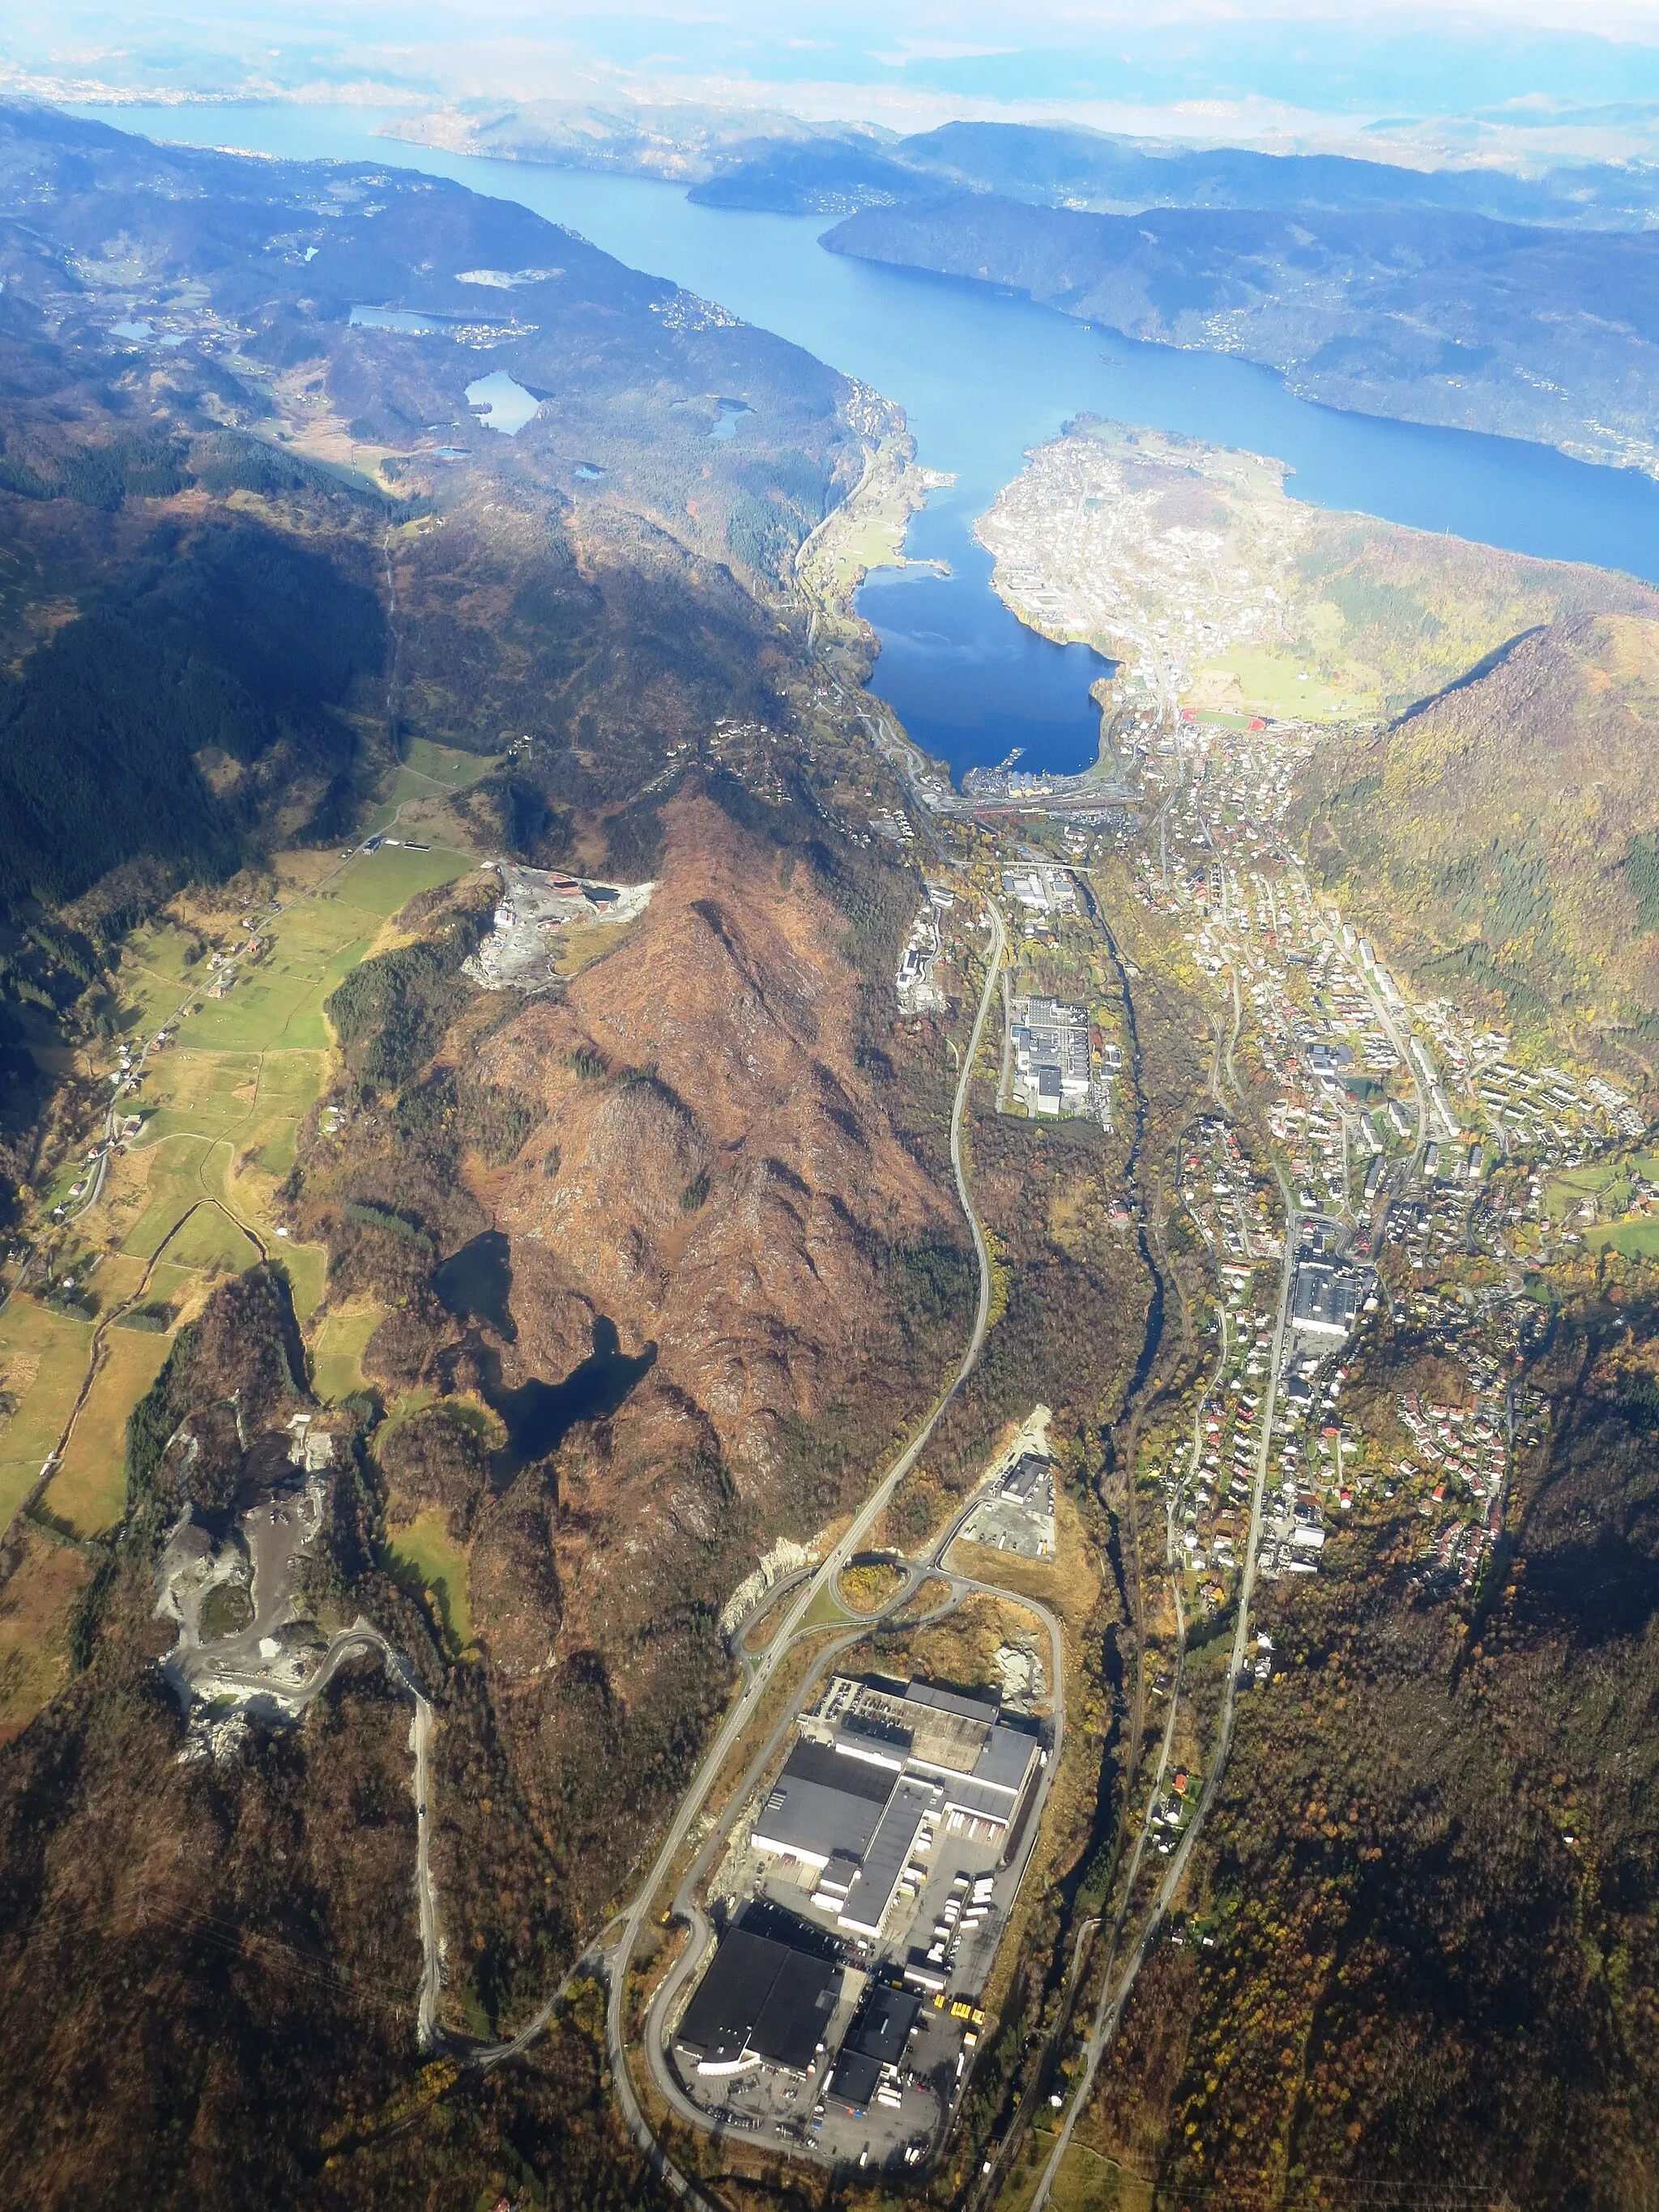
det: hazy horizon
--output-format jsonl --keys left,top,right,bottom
{"left": 14, "top": 1, "right": 1659, "bottom": 167}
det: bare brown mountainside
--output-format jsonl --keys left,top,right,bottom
{"left": 462, "top": 795, "right": 963, "bottom": 1675}
{"left": 292, "top": 782, "right": 973, "bottom": 1906}
{"left": 1297, "top": 613, "right": 1659, "bottom": 1067}
{"left": 476, "top": 794, "right": 954, "bottom": 1480}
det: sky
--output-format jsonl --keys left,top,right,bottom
{"left": 9, "top": 1, "right": 1659, "bottom": 160}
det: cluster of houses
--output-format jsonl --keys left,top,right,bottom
{"left": 1132, "top": 714, "right": 1647, "bottom": 1631}
{"left": 1181, "top": 1117, "right": 1281, "bottom": 1263}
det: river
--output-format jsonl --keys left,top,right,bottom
{"left": 79, "top": 102, "right": 1659, "bottom": 782}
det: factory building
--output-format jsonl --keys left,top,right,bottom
{"left": 1009, "top": 994, "right": 1093, "bottom": 1118}
{"left": 1291, "top": 1259, "right": 1362, "bottom": 1340}
{"left": 748, "top": 1678, "right": 1043, "bottom": 1944}
{"left": 675, "top": 1920, "right": 842, "bottom": 2078}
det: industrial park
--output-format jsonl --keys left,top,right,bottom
{"left": 666, "top": 1665, "right": 1048, "bottom": 2170}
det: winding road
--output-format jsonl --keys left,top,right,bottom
{"left": 440, "top": 900, "right": 1008, "bottom": 2199}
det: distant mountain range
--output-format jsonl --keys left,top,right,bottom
{"left": 822, "top": 191, "right": 1659, "bottom": 474}
{"left": 381, "top": 97, "right": 897, "bottom": 188}
{"left": 391, "top": 109, "right": 1659, "bottom": 231}
{"left": 381, "top": 107, "right": 1659, "bottom": 472}
{"left": 693, "top": 119, "right": 1659, "bottom": 230}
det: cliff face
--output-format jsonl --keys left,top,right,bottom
{"left": 1299, "top": 613, "right": 1659, "bottom": 1056}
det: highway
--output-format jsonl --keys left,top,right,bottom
{"left": 571, "top": 897, "right": 1007, "bottom": 2204}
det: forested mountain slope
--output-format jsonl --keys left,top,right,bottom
{"left": 0, "top": 97, "right": 868, "bottom": 1220}
{"left": 0, "top": 107, "right": 991, "bottom": 2207}
{"left": 1079, "top": 1267, "right": 1659, "bottom": 2209}
{"left": 1296, "top": 613, "right": 1659, "bottom": 1069}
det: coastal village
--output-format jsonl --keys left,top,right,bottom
{"left": 973, "top": 420, "right": 1333, "bottom": 727}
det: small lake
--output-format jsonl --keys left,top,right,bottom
{"left": 350, "top": 304, "right": 455, "bottom": 335}
{"left": 465, "top": 370, "right": 540, "bottom": 436}
{"left": 433, "top": 1230, "right": 514, "bottom": 1338}
{"left": 435, "top": 1234, "right": 658, "bottom": 1466}
{"left": 488, "top": 1317, "right": 658, "bottom": 1466}
{"left": 89, "top": 104, "right": 1659, "bottom": 783}
{"left": 709, "top": 396, "right": 752, "bottom": 441}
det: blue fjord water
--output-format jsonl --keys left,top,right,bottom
{"left": 83, "top": 104, "right": 1659, "bottom": 782}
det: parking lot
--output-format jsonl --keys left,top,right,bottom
{"left": 960, "top": 1451, "right": 1056, "bottom": 1560}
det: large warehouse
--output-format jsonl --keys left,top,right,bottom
{"left": 674, "top": 1921, "right": 842, "bottom": 2078}
{"left": 828, "top": 1981, "right": 923, "bottom": 2113}
{"left": 748, "top": 1677, "right": 1042, "bottom": 1944}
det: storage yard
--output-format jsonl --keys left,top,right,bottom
{"left": 960, "top": 1450, "right": 1056, "bottom": 1560}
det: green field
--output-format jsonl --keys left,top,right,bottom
{"left": 373, "top": 737, "right": 503, "bottom": 820}
{"left": 404, "top": 737, "right": 500, "bottom": 789}
{"left": 115, "top": 844, "right": 475, "bottom": 1289}
{"left": 161, "top": 1205, "right": 263, "bottom": 1276}
{"left": 143, "top": 1260, "right": 207, "bottom": 1314}
{"left": 1588, "top": 1217, "right": 1659, "bottom": 1260}
{"left": 0, "top": 1298, "right": 96, "bottom": 1526}
{"left": 801, "top": 1580, "right": 854, "bottom": 1630}
{"left": 279, "top": 1242, "right": 329, "bottom": 1320}
{"left": 388, "top": 1508, "right": 473, "bottom": 1652}
{"left": 1208, "top": 641, "right": 1378, "bottom": 722}
{"left": 119, "top": 844, "right": 471, "bottom": 1064}
{"left": 378, "top": 1387, "right": 437, "bottom": 1442}
{"left": 309, "top": 1308, "right": 383, "bottom": 1402}
{"left": 122, "top": 1136, "right": 232, "bottom": 1260}
{"left": 6, "top": 837, "right": 482, "bottom": 1690}
{"left": 44, "top": 1325, "right": 176, "bottom": 1535}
